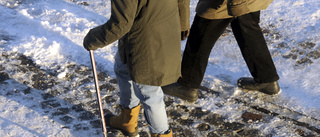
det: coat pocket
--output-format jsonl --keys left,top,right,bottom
{"left": 227, "top": 0, "right": 249, "bottom": 17}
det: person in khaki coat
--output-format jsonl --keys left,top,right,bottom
{"left": 162, "top": 0, "right": 280, "bottom": 102}
{"left": 83, "top": 0, "right": 190, "bottom": 136}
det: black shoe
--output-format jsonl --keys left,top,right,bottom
{"left": 161, "top": 83, "right": 198, "bottom": 102}
{"left": 237, "top": 77, "right": 280, "bottom": 95}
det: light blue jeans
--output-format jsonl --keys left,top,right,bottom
{"left": 114, "top": 52, "right": 169, "bottom": 134}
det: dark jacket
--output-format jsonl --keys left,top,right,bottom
{"left": 196, "top": 0, "right": 273, "bottom": 19}
{"left": 84, "top": 0, "right": 190, "bottom": 86}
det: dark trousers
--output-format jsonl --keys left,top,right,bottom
{"left": 178, "top": 11, "right": 279, "bottom": 88}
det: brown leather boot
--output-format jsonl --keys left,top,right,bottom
{"left": 150, "top": 129, "right": 172, "bottom": 137}
{"left": 237, "top": 77, "right": 280, "bottom": 95}
{"left": 105, "top": 104, "right": 141, "bottom": 137}
{"left": 162, "top": 82, "right": 198, "bottom": 103}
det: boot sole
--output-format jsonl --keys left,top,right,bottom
{"left": 239, "top": 87, "right": 281, "bottom": 95}
{"left": 260, "top": 88, "right": 282, "bottom": 95}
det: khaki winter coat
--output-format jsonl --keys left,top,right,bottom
{"left": 84, "top": 0, "right": 190, "bottom": 86}
{"left": 196, "top": 0, "right": 274, "bottom": 19}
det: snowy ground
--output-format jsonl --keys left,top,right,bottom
{"left": 0, "top": 0, "right": 320, "bottom": 136}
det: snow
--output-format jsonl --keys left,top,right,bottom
{"left": 0, "top": 0, "right": 320, "bottom": 136}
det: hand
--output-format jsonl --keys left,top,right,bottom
{"left": 181, "top": 29, "right": 190, "bottom": 41}
{"left": 83, "top": 32, "right": 98, "bottom": 51}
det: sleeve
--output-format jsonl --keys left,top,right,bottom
{"left": 178, "top": 0, "right": 190, "bottom": 31}
{"left": 83, "top": 0, "right": 138, "bottom": 50}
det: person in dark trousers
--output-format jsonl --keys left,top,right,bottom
{"left": 162, "top": 0, "right": 280, "bottom": 103}
{"left": 83, "top": 0, "right": 190, "bottom": 136}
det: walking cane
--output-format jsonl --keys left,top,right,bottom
{"left": 89, "top": 50, "right": 108, "bottom": 137}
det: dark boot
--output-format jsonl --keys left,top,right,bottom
{"left": 150, "top": 129, "right": 172, "bottom": 137}
{"left": 161, "top": 83, "right": 198, "bottom": 102}
{"left": 237, "top": 77, "right": 280, "bottom": 95}
{"left": 105, "top": 104, "right": 140, "bottom": 137}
